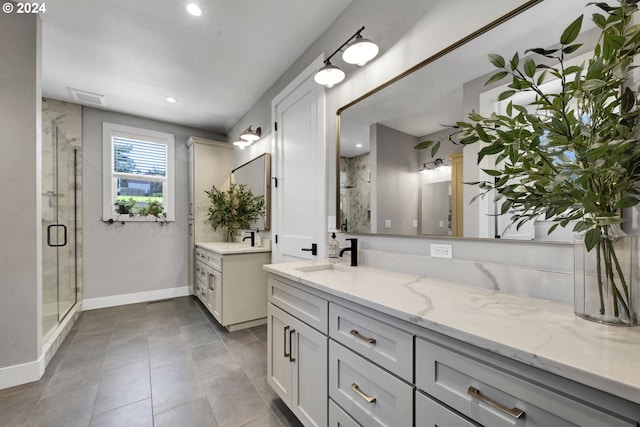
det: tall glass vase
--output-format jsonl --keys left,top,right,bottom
{"left": 574, "top": 224, "right": 637, "bottom": 326}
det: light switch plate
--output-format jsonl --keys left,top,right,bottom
{"left": 328, "top": 216, "right": 336, "bottom": 232}
{"left": 385, "top": 219, "right": 392, "bottom": 229}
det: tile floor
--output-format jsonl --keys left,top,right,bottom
{"left": 0, "top": 297, "right": 304, "bottom": 427}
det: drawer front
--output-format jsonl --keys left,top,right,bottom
{"left": 330, "top": 302, "right": 413, "bottom": 382}
{"left": 329, "top": 399, "right": 362, "bottom": 427}
{"left": 195, "top": 247, "right": 207, "bottom": 263}
{"left": 268, "top": 276, "right": 328, "bottom": 334}
{"left": 416, "top": 391, "right": 477, "bottom": 427}
{"left": 206, "top": 252, "right": 222, "bottom": 271}
{"left": 195, "top": 260, "right": 208, "bottom": 284}
{"left": 329, "top": 340, "right": 413, "bottom": 427}
{"left": 416, "top": 338, "right": 634, "bottom": 427}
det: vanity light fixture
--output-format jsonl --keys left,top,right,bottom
{"left": 419, "top": 158, "right": 445, "bottom": 173}
{"left": 186, "top": 3, "right": 202, "bottom": 16}
{"left": 233, "top": 126, "right": 262, "bottom": 150}
{"left": 314, "top": 26, "right": 379, "bottom": 88}
{"left": 240, "top": 126, "right": 261, "bottom": 142}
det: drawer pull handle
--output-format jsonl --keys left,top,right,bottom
{"left": 288, "top": 328, "right": 296, "bottom": 362}
{"left": 350, "top": 329, "right": 376, "bottom": 344}
{"left": 284, "top": 326, "right": 290, "bottom": 358}
{"left": 467, "top": 386, "right": 525, "bottom": 419}
{"left": 351, "top": 383, "right": 376, "bottom": 403}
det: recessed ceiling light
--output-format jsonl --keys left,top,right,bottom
{"left": 166, "top": 97, "right": 177, "bottom": 103}
{"left": 186, "top": 3, "right": 201, "bottom": 16}
{"left": 356, "top": 144, "right": 363, "bottom": 148}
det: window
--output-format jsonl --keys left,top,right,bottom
{"left": 102, "top": 123, "right": 175, "bottom": 221}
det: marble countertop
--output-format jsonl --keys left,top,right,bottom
{"left": 264, "top": 260, "right": 640, "bottom": 404}
{"left": 196, "top": 241, "right": 271, "bottom": 255}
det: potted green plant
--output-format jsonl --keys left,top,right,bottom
{"left": 114, "top": 197, "right": 137, "bottom": 216}
{"left": 416, "top": 1, "right": 640, "bottom": 325}
{"left": 138, "top": 200, "right": 168, "bottom": 225}
{"left": 205, "top": 183, "right": 265, "bottom": 242}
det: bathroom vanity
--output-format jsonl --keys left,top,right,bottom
{"left": 195, "top": 242, "right": 271, "bottom": 331}
{"left": 264, "top": 261, "right": 640, "bottom": 426}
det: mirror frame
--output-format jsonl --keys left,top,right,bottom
{"left": 231, "top": 152, "right": 272, "bottom": 231}
{"left": 335, "top": 0, "right": 543, "bottom": 236}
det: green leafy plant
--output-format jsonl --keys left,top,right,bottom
{"left": 114, "top": 198, "right": 137, "bottom": 216}
{"left": 416, "top": 1, "right": 640, "bottom": 323}
{"left": 138, "top": 200, "right": 168, "bottom": 225}
{"left": 107, "top": 199, "right": 167, "bottom": 225}
{"left": 205, "top": 183, "right": 265, "bottom": 241}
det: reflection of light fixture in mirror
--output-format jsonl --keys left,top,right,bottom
{"left": 233, "top": 138, "right": 251, "bottom": 150}
{"left": 240, "top": 126, "right": 261, "bottom": 142}
{"left": 419, "top": 158, "right": 446, "bottom": 173}
{"left": 314, "top": 26, "right": 378, "bottom": 88}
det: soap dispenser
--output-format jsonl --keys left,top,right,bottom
{"left": 328, "top": 232, "right": 339, "bottom": 263}
{"left": 255, "top": 228, "right": 262, "bottom": 248}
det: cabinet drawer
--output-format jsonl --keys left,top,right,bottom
{"left": 195, "top": 260, "right": 208, "bottom": 283}
{"left": 329, "top": 302, "right": 413, "bottom": 382}
{"left": 268, "top": 276, "right": 328, "bottom": 334}
{"left": 195, "top": 247, "right": 207, "bottom": 263}
{"left": 416, "top": 390, "right": 477, "bottom": 427}
{"left": 329, "top": 399, "right": 361, "bottom": 427}
{"left": 206, "top": 252, "right": 221, "bottom": 271}
{"left": 416, "top": 338, "right": 634, "bottom": 427}
{"left": 329, "top": 340, "right": 412, "bottom": 427}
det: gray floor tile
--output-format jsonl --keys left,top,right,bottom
{"left": 93, "top": 359, "right": 151, "bottom": 415}
{"left": 218, "top": 328, "right": 259, "bottom": 348}
{"left": 25, "top": 383, "right": 98, "bottom": 427}
{"left": 210, "top": 387, "right": 271, "bottom": 427}
{"left": 154, "top": 398, "right": 218, "bottom": 427}
{"left": 89, "top": 398, "right": 153, "bottom": 427}
{"left": 243, "top": 412, "right": 283, "bottom": 427}
{"left": 150, "top": 359, "right": 205, "bottom": 414}
{"left": 4, "top": 297, "right": 300, "bottom": 427}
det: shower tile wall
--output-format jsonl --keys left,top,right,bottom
{"left": 341, "top": 153, "right": 371, "bottom": 233}
{"left": 42, "top": 98, "right": 83, "bottom": 365}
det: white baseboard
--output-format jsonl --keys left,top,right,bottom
{"left": 82, "top": 286, "right": 191, "bottom": 310}
{"left": 0, "top": 354, "right": 45, "bottom": 391}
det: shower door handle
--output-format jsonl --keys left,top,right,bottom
{"left": 47, "top": 224, "right": 67, "bottom": 247}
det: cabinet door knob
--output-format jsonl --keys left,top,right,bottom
{"left": 350, "top": 383, "right": 376, "bottom": 403}
{"left": 467, "top": 386, "right": 525, "bottom": 419}
{"left": 349, "top": 329, "right": 376, "bottom": 344}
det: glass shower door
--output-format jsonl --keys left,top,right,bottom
{"left": 42, "top": 112, "right": 77, "bottom": 339}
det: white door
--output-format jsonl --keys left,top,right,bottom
{"left": 272, "top": 56, "right": 326, "bottom": 263}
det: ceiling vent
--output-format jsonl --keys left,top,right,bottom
{"left": 67, "top": 87, "right": 107, "bottom": 106}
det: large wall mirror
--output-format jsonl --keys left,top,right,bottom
{"left": 231, "top": 153, "right": 271, "bottom": 231}
{"left": 337, "top": 0, "right": 600, "bottom": 242}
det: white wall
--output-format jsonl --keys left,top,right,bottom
{"left": 82, "top": 108, "right": 225, "bottom": 304}
{"left": 0, "top": 11, "right": 42, "bottom": 383}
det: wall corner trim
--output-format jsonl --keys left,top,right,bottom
{"left": 0, "top": 354, "right": 45, "bottom": 391}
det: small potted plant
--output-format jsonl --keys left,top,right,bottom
{"left": 205, "top": 183, "right": 265, "bottom": 242}
{"left": 114, "top": 198, "right": 137, "bottom": 216}
{"left": 138, "top": 200, "right": 168, "bottom": 225}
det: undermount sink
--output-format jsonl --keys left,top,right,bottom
{"left": 294, "top": 263, "right": 351, "bottom": 273}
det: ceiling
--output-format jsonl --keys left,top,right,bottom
{"left": 39, "top": 0, "right": 353, "bottom": 135}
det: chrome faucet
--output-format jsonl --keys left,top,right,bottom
{"left": 242, "top": 231, "right": 255, "bottom": 247}
{"left": 339, "top": 238, "right": 358, "bottom": 266}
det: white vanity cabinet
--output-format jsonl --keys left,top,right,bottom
{"left": 195, "top": 244, "right": 270, "bottom": 331}
{"left": 267, "top": 276, "right": 328, "bottom": 427}
{"left": 415, "top": 336, "right": 637, "bottom": 427}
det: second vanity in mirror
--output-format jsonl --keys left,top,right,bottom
{"left": 337, "top": 0, "right": 599, "bottom": 242}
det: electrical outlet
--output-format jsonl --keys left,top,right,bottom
{"left": 430, "top": 243, "right": 452, "bottom": 259}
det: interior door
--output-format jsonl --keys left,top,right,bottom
{"left": 272, "top": 57, "right": 326, "bottom": 263}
